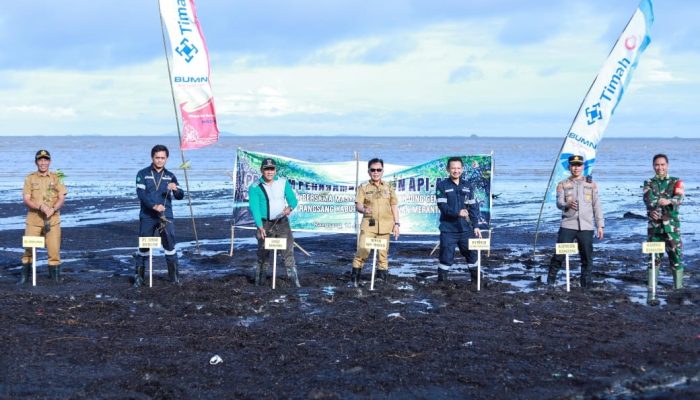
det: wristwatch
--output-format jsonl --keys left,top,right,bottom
{"left": 394, "top": 222, "right": 400, "bottom": 227}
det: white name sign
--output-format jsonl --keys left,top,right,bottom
{"left": 23, "top": 236, "right": 45, "bottom": 248}
{"left": 364, "top": 237, "right": 388, "bottom": 250}
{"left": 469, "top": 238, "right": 491, "bottom": 250}
{"left": 556, "top": 243, "right": 578, "bottom": 255}
{"left": 642, "top": 242, "right": 665, "bottom": 254}
{"left": 139, "top": 237, "right": 162, "bottom": 248}
{"left": 265, "top": 238, "right": 288, "bottom": 250}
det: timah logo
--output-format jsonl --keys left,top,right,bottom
{"left": 585, "top": 103, "right": 603, "bottom": 125}
{"left": 176, "top": 38, "right": 199, "bottom": 63}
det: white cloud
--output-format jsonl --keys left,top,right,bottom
{"left": 8, "top": 105, "right": 77, "bottom": 118}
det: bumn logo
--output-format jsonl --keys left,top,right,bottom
{"left": 176, "top": 38, "right": 198, "bottom": 63}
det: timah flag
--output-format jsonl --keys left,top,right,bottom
{"left": 159, "top": 0, "right": 219, "bottom": 150}
{"left": 548, "top": 0, "right": 653, "bottom": 198}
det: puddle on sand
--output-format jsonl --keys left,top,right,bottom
{"left": 236, "top": 316, "right": 263, "bottom": 327}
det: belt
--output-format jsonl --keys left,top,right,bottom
{"left": 263, "top": 216, "right": 288, "bottom": 223}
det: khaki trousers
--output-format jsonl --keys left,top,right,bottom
{"left": 353, "top": 231, "right": 391, "bottom": 270}
{"left": 22, "top": 223, "right": 61, "bottom": 266}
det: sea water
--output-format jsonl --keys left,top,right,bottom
{"left": 0, "top": 136, "right": 697, "bottom": 257}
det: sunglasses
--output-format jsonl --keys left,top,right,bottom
{"left": 369, "top": 168, "right": 383, "bottom": 172}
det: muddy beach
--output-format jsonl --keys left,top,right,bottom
{"left": 0, "top": 206, "right": 699, "bottom": 399}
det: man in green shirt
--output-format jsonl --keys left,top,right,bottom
{"left": 248, "top": 158, "right": 300, "bottom": 287}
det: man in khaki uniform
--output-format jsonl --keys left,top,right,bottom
{"left": 351, "top": 158, "right": 400, "bottom": 287}
{"left": 20, "top": 150, "right": 67, "bottom": 283}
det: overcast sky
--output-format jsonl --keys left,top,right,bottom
{"left": 1, "top": 0, "right": 697, "bottom": 137}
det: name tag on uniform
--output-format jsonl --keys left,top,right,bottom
{"left": 23, "top": 236, "right": 45, "bottom": 248}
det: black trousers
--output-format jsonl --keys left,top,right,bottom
{"left": 550, "top": 228, "right": 594, "bottom": 286}
{"left": 257, "top": 218, "right": 296, "bottom": 269}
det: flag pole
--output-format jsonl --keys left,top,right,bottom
{"left": 157, "top": 0, "right": 200, "bottom": 252}
{"left": 531, "top": 82, "right": 593, "bottom": 264}
{"left": 229, "top": 148, "right": 240, "bottom": 257}
{"left": 532, "top": 1, "right": 643, "bottom": 260}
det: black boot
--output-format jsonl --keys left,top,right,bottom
{"left": 546, "top": 266, "right": 558, "bottom": 285}
{"left": 133, "top": 255, "right": 145, "bottom": 288}
{"left": 49, "top": 265, "right": 61, "bottom": 283}
{"left": 16, "top": 263, "right": 31, "bottom": 285}
{"left": 255, "top": 264, "right": 266, "bottom": 286}
{"left": 437, "top": 267, "right": 448, "bottom": 282}
{"left": 580, "top": 265, "right": 592, "bottom": 289}
{"left": 167, "top": 258, "right": 180, "bottom": 284}
{"left": 376, "top": 269, "right": 388, "bottom": 283}
{"left": 469, "top": 267, "right": 485, "bottom": 286}
{"left": 286, "top": 266, "right": 301, "bottom": 288}
{"left": 350, "top": 268, "right": 361, "bottom": 288}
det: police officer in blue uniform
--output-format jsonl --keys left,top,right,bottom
{"left": 134, "top": 144, "right": 185, "bottom": 287}
{"left": 436, "top": 156, "right": 482, "bottom": 282}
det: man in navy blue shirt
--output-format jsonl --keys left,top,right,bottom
{"left": 134, "top": 145, "right": 185, "bottom": 287}
{"left": 436, "top": 157, "right": 482, "bottom": 282}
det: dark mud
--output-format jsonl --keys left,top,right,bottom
{"left": 0, "top": 214, "right": 699, "bottom": 399}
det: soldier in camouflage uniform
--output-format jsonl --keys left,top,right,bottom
{"left": 643, "top": 154, "right": 684, "bottom": 290}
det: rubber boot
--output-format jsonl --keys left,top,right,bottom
{"left": 286, "top": 266, "right": 301, "bottom": 288}
{"left": 673, "top": 269, "right": 683, "bottom": 290}
{"left": 469, "top": 268, "right": 478, "bottom": 283}
{"left": 166, "top": 258, "right": 180, "bottom": 284}
{"left": 255, "top": 264, "right": 266, "bottom": 286}
{"left": 17, "top": 263, "right": 31, "bottom": 285}
{"left": 546, "top": 266, "right": 558, "bottom": 285}
{"left": 376, "top": 269, "right": 388, "bottom": 283}
{"left": 133, "top": 255, "right": 146, "bottom": 288}
{"left": 469, "top": 267, "right": 486, "bottom": 287}
{"left": 49, "top": 265, "right": 61, "bottom": 283}
{"left": 350, "top": 268, "right": 361, "bottom": 288}
{"left": 580, "top": 265, "right": 593, "bottom": 289}
{"left": 437, "top": 267, "right": 448, "bottom": 282}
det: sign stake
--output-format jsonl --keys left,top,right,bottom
{"left": 265, "top": 237, "right": 288, "bottom": 290}
{"left": 23, "top": 236, "right": 45, "bottom": 287}
{"left": 370, "top": 249, "right": 378, "bottom": 291}
{"left": 555, "top": 242, "right": 578, "bottom": 292}
{"left": 469, "top": 238, "right": 490, "bottom": 291}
